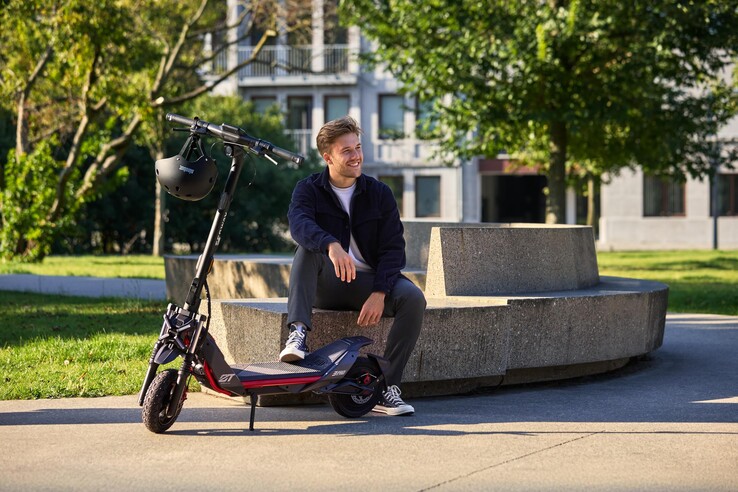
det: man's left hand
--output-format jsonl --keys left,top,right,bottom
{"left": 357, "top": 292, "right": 386, "bottom": 326}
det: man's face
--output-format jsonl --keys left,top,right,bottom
{"left": 324, "top": 132, "right": 363, "bottom": 187}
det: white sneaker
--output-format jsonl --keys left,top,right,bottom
{"left": 372, "top": 385, "right": 414, "bottom": 416}
{"left": 279, "top": 327, "right": 308, "bottom": 362}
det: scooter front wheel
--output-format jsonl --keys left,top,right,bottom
{"left": 142, "top": 369, "right": 185, "bottom": 433}
{"left": 328, "top": 357, "right": 382, "bottom": 418}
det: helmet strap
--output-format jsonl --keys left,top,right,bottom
{"left": 180, "top": 134, "right": 207, "bottom": 162}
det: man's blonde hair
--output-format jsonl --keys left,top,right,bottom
{"left": 316, "top": 115, "right": 363, "bottom": 155}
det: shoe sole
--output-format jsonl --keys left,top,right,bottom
{"left": 371, "top": 405, "right": 415, "bottom": 416}
{"left": 279, "top": 348, "right": 306, "bottom": 362}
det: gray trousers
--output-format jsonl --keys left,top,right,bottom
{"left": 287, "top": 245, "right": 426, "bottom": 386}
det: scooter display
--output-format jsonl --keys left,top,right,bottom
{"left": 138, "top": 114, "right": 388, "bottom": 433}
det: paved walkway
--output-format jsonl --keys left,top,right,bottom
{"left": 0, "top": 273, "right": 166, "bottom": 300}
{"left": 1, "top": 312, "right": 737, "bottom": 491}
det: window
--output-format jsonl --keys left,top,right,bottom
{"left": 379, "top": 175, "right": 404, "bottom": 216}
{"left": 379, "top": 94, "right": 405, "bottom": 139}
{"left": 286, "top": 0, "right": 313, "bottom": 47}
{"left": 252, "top": 97, "right": 277, "bottom": 114}
{"left": 286, "top": 96, "right": 312, "bottom": 155}
{"left": 643, "top": 175, "right": 685, "bottom": 217}
{"left": 415, "top": 98, "right": 438, "bottom": 140}
{"left": 287, "top": 96, "right": 312, "bottom": 130}
{"left": 416, "top": 176, "right": 441, "bottom": 218}
{"left": 323, "top": 0, "right": 348, "bottom": 45}
{"left": 715, "top": 173, "right": 738, "bottom": 216}
{"left": 325, "top": 95, "right": 350, "bottom": 122}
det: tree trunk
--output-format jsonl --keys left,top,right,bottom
{"left": 546, "top": 121, "right": 568, "bottom": 224}
{"left": 586, "top": 174, "right": 596, "bottom": 227}
{"left": 153, "top": 150, "right": 166, "bottom": 256}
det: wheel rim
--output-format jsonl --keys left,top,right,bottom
{"left": 350, "top": 371, "right": 377, "bottom": 405}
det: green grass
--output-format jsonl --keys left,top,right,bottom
{"left": 0, "top": 291, "right": 191, "bottom": 400}
{"left": 598, "top": 250, "right": 738, "bottom": 316}
{"left": 0, "top": 255, "right": 165, "bottom": 279}
{"left": 0, "top": 250, "right": 736, "bottom": 400}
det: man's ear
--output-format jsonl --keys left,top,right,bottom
{"left": 322, "top": 152, "right": 332, "bottom": 165}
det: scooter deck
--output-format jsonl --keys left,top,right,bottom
{"left": 231, "top": 359, "right": 323, "bottom": 381}
{"left": 230, "top": 336, "right": 372, "bottom": 383}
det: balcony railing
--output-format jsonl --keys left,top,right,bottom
{"left": 210, "top": 44, "right": 352, "bottom": 78}
{"left": 284, "top": 129, "right": 313, "bottom": 156}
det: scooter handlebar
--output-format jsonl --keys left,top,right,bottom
{"left": 165, "top": 113, "right": 305, "bottom": 166}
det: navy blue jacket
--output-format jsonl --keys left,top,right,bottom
{"left": 288, "top": 167, "right": 406, "bottom": 294}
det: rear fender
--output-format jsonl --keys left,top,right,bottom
{"left": 366, "top": 353, "right": 390, "bottom": 385}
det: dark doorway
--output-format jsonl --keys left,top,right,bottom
{"left": 481, "top": 175, "right": 546, "bottom": 223}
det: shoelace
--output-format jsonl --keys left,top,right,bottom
{"left": 383, "top": 385, "right": 405, "bottom": 406}
{"left": 286, "top": 329, "right": 306, "bottom": 348}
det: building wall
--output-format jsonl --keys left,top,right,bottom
{"left": 599, "top": 168, "right": 738, "bottom": 250}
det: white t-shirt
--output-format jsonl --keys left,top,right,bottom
{"left": 330, "top": 182, "right": 373, "bottom": 272}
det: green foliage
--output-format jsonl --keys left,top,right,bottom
{"left": 1, "top": 140, "right": 67, "bottom": 261}
{"left": 0, "top": 0, "right": 231, "bottom": 261}
{"left": 61, "top": 143, "right": 157, "bottom": 255}
{"left": 163, "top": 95, "right": 322, "bottom": 253}
{"left": 342, "top": 0, "right": 738, "bottom": 221}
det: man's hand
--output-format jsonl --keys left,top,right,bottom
{"left": 327, "top": 242, "right": 356, "bottom": 283}
{"left": 358, "top": 291, "right": 386, "bottom": 326}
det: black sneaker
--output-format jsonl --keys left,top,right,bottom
{"left": 372, "top": 385, "right": 414, "bottom": 416}
{"left": 279, "top": 326, "right": 308, "bottom": 362}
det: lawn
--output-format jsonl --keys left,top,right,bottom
{"left": 0, "top": 292, "right": 178, "bottom": 400}
{"left": 597, "top": 250, "right": 738, "bottom": 316}
{"left": 0, "top": 250, "right": 736, "bottom": 400}
{"left": 0, "top": 255, "right": 165, "bottom": 279}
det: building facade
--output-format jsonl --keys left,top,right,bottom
{"left": 599, "top": 116, "right": 738, "bottom": 250}
{"left": 210, "top": 0, "right": 738, "bottom": 249}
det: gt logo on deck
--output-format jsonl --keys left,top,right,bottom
{"left": 218, "top": 374, "right": 235, "bottom": 383}
{"left": 330, "top": 370, "right": 347, "bottom": 377}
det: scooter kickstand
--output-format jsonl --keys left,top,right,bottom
{"left": 248, "top": 393, "right": 257, "bottom": 431}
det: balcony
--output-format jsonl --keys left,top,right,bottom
{"left": 210, "top": 44, "right": 355, "bottom": 84}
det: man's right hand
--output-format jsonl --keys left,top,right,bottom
{"left": 327, "top": 242, "right": 356, "bottom": 283}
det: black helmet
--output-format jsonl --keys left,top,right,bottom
{"left": 155, "top": 135, "right": 218, "bottom": 201}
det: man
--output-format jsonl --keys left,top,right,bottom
{"left": 281, "top": 115, "right": 426, "bottom": 416}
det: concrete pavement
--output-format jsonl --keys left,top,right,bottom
{"left": 1, "top": 312, "right": 736, "bottom": 491}
{"left": 0, "top": 273, "right": 166, "bottom": 300}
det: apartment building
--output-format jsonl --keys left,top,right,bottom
{"left": 208, "top": 0, "right": 738, "bottom": 249}
{"left": 205, "top": 0, "right": 465, "bottom": 221}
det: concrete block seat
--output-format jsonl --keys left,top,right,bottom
{"left": 186, "top": 224, "right": 668, "bottom": 401}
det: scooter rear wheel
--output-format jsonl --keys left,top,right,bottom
{"left": 328, "top": 357, "right": 381, "bottom": 418}
{"left": 142, "top": 369, "right": 185, "bottom": 433}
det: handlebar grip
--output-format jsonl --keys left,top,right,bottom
{"left": 166, "top": 113, "right": 196, "bottom": 127}
{"left": 269, "top": 145, "right": 305, "bottom": 166}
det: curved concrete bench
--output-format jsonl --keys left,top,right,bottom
{"left": 194, "top": 224, "right": 668, "bottom": 401}
{"left": 424, "top": 225, "right": 599, "bottom": 295}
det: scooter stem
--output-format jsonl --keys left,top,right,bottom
{"left": 183, "top": 144, "right": 245, "bottom": 313}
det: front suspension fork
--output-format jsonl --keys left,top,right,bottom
{"left": 138, "top": 340, "right": 163, "bottom": 406}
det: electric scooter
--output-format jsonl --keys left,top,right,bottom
{"left": 138, "top": 113, "right": 388, "bottom": 433}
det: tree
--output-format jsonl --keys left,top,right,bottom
{"left": 342, "top": 0, "right": 738, "bottom": 223}
{"left": 0, "top": 0, "right": 285, "bottom": 261}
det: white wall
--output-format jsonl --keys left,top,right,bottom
{"left": 599, "top": 168, "right": 738, "bottom": 249}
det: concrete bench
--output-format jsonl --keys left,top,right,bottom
{"left": 194, "top": 224, "right": 668, "bottom": 400}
